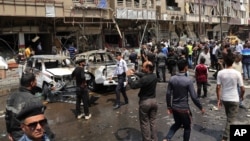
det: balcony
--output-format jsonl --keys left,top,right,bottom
{"left": 115, "top": 0, "right": 156, "bottom": 9}
{"left": 0, "top": 0, "right": 64, "bottom": 17}
{"left": 114, "top": 0, "right": 157, "bottom": 20}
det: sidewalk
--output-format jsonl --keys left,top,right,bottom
{"left": 0, "top": 66, "right": 21, "bottom": 95}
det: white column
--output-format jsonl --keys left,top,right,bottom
{"left": 18, "top": 32, "right": 25, "bottom": 49}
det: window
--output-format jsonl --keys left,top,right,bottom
{"left": 35, "top": 61, "right": 42, "bottom": 70}
{"left": 211, "top": 6, "right": 216, "bottom": 16}
{"left": 167, "top": 0, "right": 177, "bottom": 7}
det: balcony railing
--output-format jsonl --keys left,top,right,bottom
{"left": 73, "top": 0, "right": 98, "bottom": 4}
{"left": 116, "top": 0, "right": 155, "bottom": 9}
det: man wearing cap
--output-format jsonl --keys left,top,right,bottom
{"left": 17, "top": 102, "right": 50, "bottom": 141}
{"left": 72, "top": 59, "right": 91, "bottom": 119}
{"left": 5, "top": 73, "right": 54, "bottom": 141}
{"left": 110, "top": 52, "right": 129, "bottom": 109}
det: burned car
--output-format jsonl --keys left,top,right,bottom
{"left": 22, "top": 55, "right": 77, "bottom": 100}
{"left": 75, "top": 50, "right": 135, "bottom": 91}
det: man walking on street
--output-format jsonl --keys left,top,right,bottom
{"left": 163, "top": 59, "right": 205, "bottom": 141}
{"left": 71, "top": 59, "right": 91, "bottom": 120}
{"left": 156, "top": 49, "right": 167, "bottom": 82}
{"left": 195, "top": 57, "right": 208, "bottom": 98}
{"left": 127, "top": 61, "right": 158, "bottom": 141}
{"left": 216, "top": 53, "right": 245, "bottom": 141}
{"left": 110, "top": 52, "right": 129, "bottom": 109}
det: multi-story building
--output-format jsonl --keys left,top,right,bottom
{"left": 0, "top": 0, "right": 249, "bottom": 54}
{"left": 0, "top": 0, "right": 112, "bottom": 52}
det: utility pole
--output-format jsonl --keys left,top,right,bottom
{"left": 198, "top": 0, "right": 201, "bottom": 38}
{"left": 219, "top": 0, "right": 223, "bottom": 42}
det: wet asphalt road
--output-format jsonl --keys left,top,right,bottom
{"left": 1, "top": 71, "right": 250, "bottom": 141}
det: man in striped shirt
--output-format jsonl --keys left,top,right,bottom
{"left": 68, "top": 43, "right": 77, "bottom": 60}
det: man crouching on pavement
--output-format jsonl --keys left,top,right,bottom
{"left": 127, "top": 61, "right": 158, "bottom": 141}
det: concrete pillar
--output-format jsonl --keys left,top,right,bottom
{"left": 18, "top": 32, "right": 25, "bottom": 49}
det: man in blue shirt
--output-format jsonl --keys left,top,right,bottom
{"left": 68, "top": 43, "right": 77, "bottom": 60}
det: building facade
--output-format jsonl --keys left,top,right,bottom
{"left": 0, "top": 0, "right": 249, "bottom": 53}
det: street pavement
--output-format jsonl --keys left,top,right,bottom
{"left": 0, "top": 69, "right": 250, "bottom": 141}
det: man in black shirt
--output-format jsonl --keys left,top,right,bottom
{"left": 72, "top": 59, "right": 91, "bottom": 120}
{"left": 127, "top": 61, "right": 158, "bottom": 141}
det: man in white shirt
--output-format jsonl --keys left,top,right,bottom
{"left": 216, "top": 53, "right": 245, "bottom": 141}
{"left": 235, "top": 40, "right": 243, "bottom": 54}
{"left": 110, "top": 52, "right": 129, "bottom": 109}
{"left": 197, "top": 46, "right": 211, "bottom": 68}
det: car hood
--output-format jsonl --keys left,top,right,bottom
{"left": 46, "top": 68, "right": 75, "bottom": 76}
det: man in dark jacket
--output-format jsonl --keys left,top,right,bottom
{"left": 129, "top": 49, "right": 138, "bottom": 71}
{"left": 5, "top": 73, "right": 54, "bottom": 141}
{"left": 167, "top": 48, "right": 178, "bottom": 76}
{"left": 127, "top": 61, "right": 158, "bottom": 141}
{"left": 156, "top": 49, "right": 167, "bottom": 82}
{"left": 71, "top": 59, "right": 91, "bottom": 120}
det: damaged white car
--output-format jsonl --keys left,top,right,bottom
{"left": 22, "top": 55, "right": 76, "bottom": 98}
{"left": 75, "top": 50, "right": 135, "bottom": 92}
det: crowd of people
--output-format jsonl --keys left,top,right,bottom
{"left": 5, "top": 37, "right": 249, "bottom": 141}
{"left": 120, "top": 38, "right": 248, "bottom": 141}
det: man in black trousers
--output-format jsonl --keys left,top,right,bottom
{"left": 72, "top": 59, "right": 91, "bottom": 120}
{"left": 163, "top": 59, "right": 205, "bottom": 141}
{"left": 110, "top": 52, "right": 129, "bottom": 109}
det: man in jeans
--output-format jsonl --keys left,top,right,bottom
{"left": 163, "top": 59, "right": 205, "bottom": 141}
{"left": 242, "top": 45, "right": 250, "bottom": 80}
{"left": 217, "top": 53, "right": 245, "bottom": 141}
{"left": 72, "top": 59, "right": 91, "bottom": 120}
